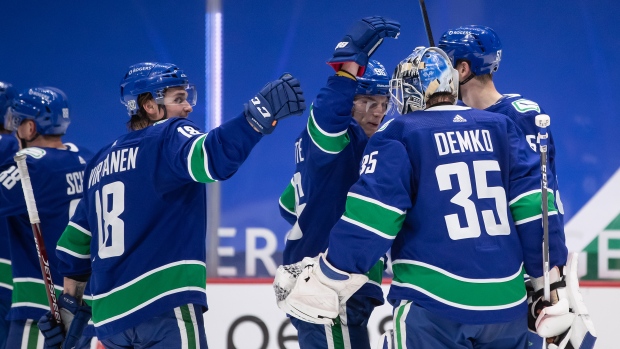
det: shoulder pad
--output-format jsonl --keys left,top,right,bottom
{"left": 511, "top": 98, "right": 541, "bottom": 114}
{"left": 16, "top": 147, "right": 46, "bottom": 159}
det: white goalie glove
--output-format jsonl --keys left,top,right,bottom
{"left": 273, "top": 252, "right": 368, "bottom": 325}
{"left": 528, "top": 253, "right": 597, "bottom": 349}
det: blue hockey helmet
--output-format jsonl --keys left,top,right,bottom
{"left": 0, "top": 81, "right": 17, "bottom": 126}
{"left": 438, "top": 25, "right": 502, "bottom": 75}
{"left": 120, "top": 62, "right": 197, "bottom": 115}
{"left": 390, "top": 46, "right": 458, "bottom": 114}
{"left": 356, "top": 59, "right": 390, "bottom": 96}
{"left": 4, "top": 87, "right": 70, "bottom": 135}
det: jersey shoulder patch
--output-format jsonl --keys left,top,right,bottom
{"left": 16, "top": 147, "right": 46, "bottom": 159}
{"left": 511, "top": 98, "right": 541, "bottom": 114}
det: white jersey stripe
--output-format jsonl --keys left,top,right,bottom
{"left": 175, "top": 307, "right": 189, "bottom": 349}
{"left": 189, "top": 304, "right": 201, "bottom": 349}
{"left": 341, "top": 215, "right": 395, "bottom": 240}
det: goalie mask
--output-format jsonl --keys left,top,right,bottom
{"left": 390, "top": 47, "right": 458, "bottom": 114}
{"left": 120, "top": 62, "right": 197, "bottom": 116}
{"left": 4, "top": 87, "right": 70, "bottom": 135}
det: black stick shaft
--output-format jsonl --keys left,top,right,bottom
{"left": 419, "top": 0, "right": 435, "bottom": 46}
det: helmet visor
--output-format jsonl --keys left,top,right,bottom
{"left": 157, "top": 84, "right": 197, "bottom": 107}
{"left": 3, "top": 108, "right": 24, "bottom": 131}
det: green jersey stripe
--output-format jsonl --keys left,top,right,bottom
{"left": 394, "top": 301, "right": 411, "bottom": 349}
{"left": 26, "top": 320, "right": 41, "bottom": 349}
{"left": 12, "top": 278, "right": 62, "bottom": 309}
{"left": 180, "top": 305, "right": 198, "bottom": 349}
{"left": 57, "top": 224, "right": 91, "bottom": 258}
{"left": 279, "top": 182, "right": 296, "bottom": 215}
{"left": 510, "top": 189, "right": 557, "bottom": 224}
{"left": 92, "top": 261, "right": 206, "bottom": 325}
{"left": 0, "top": 258, "right": 12, "bottom": 289}
{"left": 187, "top": 134, "right": 216, "bottom": 183}
{"left": 366, "top": 259, "right": 384, "bottom": 285}
{"left": 392, "top": 260, "right": 526, "bottom": 309}
{"left": 307, "top": 107, "right": 350, "bottom": 154}
{"left": 68, "top": 221, "right": 92, "bottom": 237}
{"left": 327, "top": 317, "right": 346, "bottom": 349}
{"left": 342, "top": 195, "right": 405, "bottom": 238}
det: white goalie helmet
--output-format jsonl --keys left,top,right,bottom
{"left": 390, "top": 46, "right": 459, "bottom": 114}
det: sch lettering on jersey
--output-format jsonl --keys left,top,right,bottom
{"left": 66, "top": 171, "right": 84, "bottom": 195}
{"left": 434, "top": 129, "right": 493, "bottom": 156}
{"left": 88, "top": 147, "right": 139, "bottom": 188}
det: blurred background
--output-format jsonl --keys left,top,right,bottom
{"left": 1, "top": 0, "right": 619, "bottom": 278}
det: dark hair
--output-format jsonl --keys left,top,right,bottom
{"left": 427, "top": 92, "right": 456, "bottom": 108}
{"left": 127, "top": 93, "right": 155, "bottom": 131}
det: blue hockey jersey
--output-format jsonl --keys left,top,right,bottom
{"left": 56, "top": 115, "right": 262, "bottom": 339}
{"left": 0, "top": 134, "right": 18, "bottom": 304}
{"left": 462, "top": 94, "right": 563, "bottom": 221}
{"left": 0, "top": 145, "right": 87, "bottom": 321}
{"left": 326, "top": 105, "right": 568, "bottom": 325}
{"left": 278, "top": 76, "right": 384, "bottom": 302}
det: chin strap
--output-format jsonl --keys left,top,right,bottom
{"left": 459, "top": 72, "right": 476, "bottom": 86}
{"left": 17, "top": 132, "right": 40, "bottom": 149}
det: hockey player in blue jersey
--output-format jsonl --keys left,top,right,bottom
{"left": 275, "top": 16, "right": 399, "bottom": 349}
{"left": 437, "top": 25, "right": 564, "bottom": 224}
{"left": 438, "top": 25, "right": 568, "bottom": 348}
{"left": 39, "top": 62, "right": 305, "bottom": 348}
{"left": 275, "top": 47, "right": 593, "bottom": 349}
{"left": 0, "top": 81, "right": 18, "bottom": 349}
{"left": 0, "top": 87, "right": 94, "bottom": 348}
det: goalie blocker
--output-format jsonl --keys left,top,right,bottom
{"left": 528, "top": 253, "right": 597, "bottom": 349}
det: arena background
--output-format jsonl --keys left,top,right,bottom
{"left": 1, "top": 1, "right": 619, "bottom": 348}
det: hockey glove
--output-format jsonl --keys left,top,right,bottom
{"left": 244, "top": 73, "right": 306, "bottom": 135}
{"left": 327, "top": 16, "right": 400, "bottom": 76}
{"left": 39, "top": 294, "right": 92, "bottom": 349}
{"left": 546, "top": 253, "right": 597, "bottom": 349}
{"left": 282, "top": 253, "right": 368, "bottom": 325}
{"left": 274, "top": 256, "right": 315, "bottom": 316}
{"left": 38, "top": 313, "right": 64, "bottom": 349}
{"left": 528, "top": 266, "right": 575, "bottom": 341}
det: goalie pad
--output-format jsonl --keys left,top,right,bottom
{"left": 283, "top": 253, "right": 368, "bottom": 325}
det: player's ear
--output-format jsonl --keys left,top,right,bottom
{"left": 142, "top": 99, "right": 158, "bottom": 116}
{"left": 21, "top": 119, "right": 37, "bottom": 138}
{"left": 457, "top": 61, "right": 470, "bottom": 78}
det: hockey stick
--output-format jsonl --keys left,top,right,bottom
{"left": 13, "top": 154, "right": 63, "bottom": 327}
{"left": 418, "top": 0, "right": 435, "bottom": 46}
{"left": 535, "top": 114, "right": 551, "bottom": 302}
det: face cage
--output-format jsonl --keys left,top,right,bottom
{"left": 154, "top": 84, "right": 197, "bottom": 107}
{"left": 389, "top": 77, "right": 424, "bottom": 115}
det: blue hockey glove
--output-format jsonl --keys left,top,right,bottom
{"left": 327, "top": 16, "right": 400, "bottom": 76}
{"left": 244, "top": 73, "right": 306, "bottom": 135}
{"left": 38, "top": 313, "right": 64, "bottom": 349}
{"left": 39, "top": 294, "right": 92, "bottom": 349}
